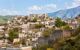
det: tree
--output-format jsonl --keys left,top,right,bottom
{"left": 8, "top": 28, "right": 19, "bottom": 42}
{"left": 47, "top": 48, "right": 55, "bottom": 50}
{"left": 42, "top": 28, "right": 54, "bottom": 37}
{"left": 38, "top": 44, "right": 49, "bottom": 50}
{"left": 35, "top": 24, "right": 45, "bottom": 28}
{"left": 31, "top": 17, "right": 37, "bottom": 22}
{"left": 55, "top": 17, "right": 67, "bottom": 27}
{"left": 62, "top": 25, "right": 72, "bottom": 30}
{"left": 59, "top": 32, "right": 80, "bottom": 50}
{"left": 73, "top": 25, "right": 80, "bottom": 36}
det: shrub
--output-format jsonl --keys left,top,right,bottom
{"left": 35, "top": 24, "right": 45, "bottom": 28}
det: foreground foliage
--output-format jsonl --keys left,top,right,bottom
{"left": 33, "top": 26, "right": 80, "bottom": 50}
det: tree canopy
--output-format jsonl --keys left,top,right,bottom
{"left": 55, "top": 17, "right": 67, "bottom": 27}
{"left": 8, "top": 28, "right": 19, "bottom": 42}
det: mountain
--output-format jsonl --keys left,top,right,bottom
{"left": 48, "top": 6, "right": 80, "bottom": 18}
{"left": 0, "top": 15, "right": 12, "bottom": 24}
{"left": 0, "top": 15, "right": 24, "bottom": 24}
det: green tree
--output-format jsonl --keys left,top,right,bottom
{"left": 62, "top": 25, "right": 72, "bottom": 30}
{"left": 31, "top": 17, "right": 37, "bottom": 22}
{"left": 59, "top": 31, "right": 80, "bottom": 50}
{"left": 8, "top": 28, "right": 19, "bottom": 42}
{"left": 47, "top": 48, "right": 55, "bottom": 50}
{"left": 35, "top": 24, "right": 45, "bottom": 28}
{"left": 42, "top": 28, "right": 54, "bottom": 37}
{"left": 72, "top": 25, "right": 80, "bottom": 36}
{"left": 55, "top": 17, "right": 67, "bottom": 27}
{"left": 38, "top": 44, "right": 49, "bottom": 50}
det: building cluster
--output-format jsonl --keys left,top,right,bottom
{"left": 0, "top": 14, "right": 80, "bottom": 50}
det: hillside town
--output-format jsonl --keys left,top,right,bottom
{"left": 0, "top": 13, "right": 80, "bottom": 50}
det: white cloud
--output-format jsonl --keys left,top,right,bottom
{"left": 26, "top": 4, "right": 57, "bottom": 14}
{"left": 0, "top": 4, "right": 57, "bottom": 15}
{"left": 45, "top": 4, "right": 57, "bottom": 10}
{"left": 28, "top": 5, "right": 42, "bottom": 11}
{"left": 0, "top": 9, "right": 23, "bottom": 15}
{"left": 73, "top": 0, "right": 80, "bottom": 6}
{"left": 66, "top": 0, "right": 80, "bottom": 9}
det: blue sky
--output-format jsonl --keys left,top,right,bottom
{"left": 0, "top": 0, "right": 80, "bottom": 15}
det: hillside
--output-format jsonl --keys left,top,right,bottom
{"left": 0, "top": 15, "right": 12, "bottom": 24}
{"left": 48, "top": 6, "right": 80, "bottom": 18}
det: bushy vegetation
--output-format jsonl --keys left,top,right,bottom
{"left": 60, "top": 34, "right": 80, "bottom": 50}
{"left": 62, "top": 25, "right": 72, "bottom": 30}
{"left": 33, "top": 44, "right": 55, "bottom": 50}
{"left": 0, "top": 16, "right": 12, "bottom": 24}
{"left": 8, "top": 28, "right": 19, "bottom": 42}
{"left": 42, "top": 28, "right": 54, "bottom": 37}
{"left": 55, "top": 25, "right": 80, "bottom": 50}
{"left": 55, "top": 17, "right": 67, "bottom": 27}
{"left": 33, "top": 25, "right": 80, "bottom": 50}
{"left": 31, "top": 17, "right": 37, "bottom": 22}
{"left": 35, "top": 24, "right": 45, "bottom": 28}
